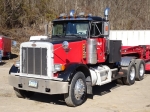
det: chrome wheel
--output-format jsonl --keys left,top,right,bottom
{"left": 135, "top": 59, "right": 145, "bottom": 81}
{"left": 64, "top": 71, "right": 87, "bottom": 107}
{"left": 130, "top": 66, "right": 136, "bottom": 80}
{"left": 74, "top": 79, "right": 85, "bottom": 100}
{"left": 139, "top": 64, "right": 144, "bottom": 77}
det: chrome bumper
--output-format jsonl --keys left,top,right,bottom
{"left": 9, "top": 75, "right": 68, "bottom": 94}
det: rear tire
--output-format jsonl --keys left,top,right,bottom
{"left": 123, "top": 61, "right": 136, "bottom": 85}
{"left": 135, "top": 59, "right": 145, "bottom": 81}
{"left": 64, "top": 71, "right": 87, "bottom": 107}
{"left": 14, "top": 87, "right": 34, "bottom": 98}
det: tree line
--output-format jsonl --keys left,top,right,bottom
{"left": 0, "top": 0, "right": 150, "bottom": 40}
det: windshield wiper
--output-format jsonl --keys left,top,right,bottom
{"left": 52, "top": 35, "right": 63, "bottom": 38}
{"left": 67, "top": 34, "right": 82, "bottom": 39}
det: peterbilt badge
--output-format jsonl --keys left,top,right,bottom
{"left": 32, "top": 42, "right": 36, "bottom": 47}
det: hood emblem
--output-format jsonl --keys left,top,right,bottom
{"left": 32, "top": 42, "right": 36, "bottom": 47}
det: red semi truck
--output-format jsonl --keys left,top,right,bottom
{"left": 0, "top": 35, "right": 11, "bottom": 59}
{"left": 9, "top": 8, "right": 149, "bottom": 106}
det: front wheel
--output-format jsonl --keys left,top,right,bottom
{"left": 64, "top": 71, "right": 87, "bottom": 107}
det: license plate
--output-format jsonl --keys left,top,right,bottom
{"left": 29, "top": 80, "right": 38, "bottom": 88}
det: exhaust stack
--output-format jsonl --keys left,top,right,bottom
{"left": 104, "top": 8, "right": 110, "bottom": 20}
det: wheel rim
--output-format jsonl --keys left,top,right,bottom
{"left": 139, "top": 64, "right": 144, "bottom": 77}
{"left": 130, "top": 66, "right": 135, "bottom": 80}
{"left": 74, "top": 79, "right": 85, "bottom": 100}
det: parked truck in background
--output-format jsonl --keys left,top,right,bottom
{"left": 8, "top": 8, "right": 149, "bottom": 107}
{"left": 0, "top": 35, "right": 11, "bottom": 59}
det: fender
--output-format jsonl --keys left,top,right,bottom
{"left": 58, "top": 63, "right": 92, "bottom": 94}
{"left": 121, "top": 56, "right": 136, "bottom": 67}
{"left": 9, "top": 65, "right": 19, "bottom": 74}
{"left": 58, "top": 63, "right": 91, "bottom": 82}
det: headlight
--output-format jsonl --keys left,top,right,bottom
{"left": 54, "top": 64, "right": 65, "bottom": 72}
{"left": 14, "top": 61, "right": 20, "bottom": 68}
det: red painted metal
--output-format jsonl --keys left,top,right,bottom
{"left": 0, "top": 36, "right": 11, "bottom": 57}
{"left": 54, "top": 40, "right": 87, "bottom": 65}
{"left": 121, "top": 45, "right": 150, "bottom": 70}
{"left": 122, "top": 46, "right": 144, "bottom": 57}
{"left": 53, "top": 37, "right": 106, "bottom": 66}
{"left": 96, "top": 38, "right": 106, "bottom": 63}
{"left": 145, "top": 63, "right": 150, "bottom": 71}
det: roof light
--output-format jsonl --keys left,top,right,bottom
{"left": 88, "top": 14, "right": 92, "bottom": 17}
{"left": 79, "top": 12, "right": 85, "bottom": 17}
{"left": 59, "top": 13, "right": 67, "bottom": 17}
{"left": 70, "top": 10, "right": 75, "bottom": 16}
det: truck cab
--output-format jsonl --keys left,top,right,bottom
{"left": 9, "top": 8, "right": 142, "bottom": 107}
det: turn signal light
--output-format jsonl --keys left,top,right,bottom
{"left": 54, "top": 64, "right": 65, "bottom": 71}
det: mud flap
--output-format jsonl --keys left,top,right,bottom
{"left": 86, "top": 81, "right": 92, "bottom": 94}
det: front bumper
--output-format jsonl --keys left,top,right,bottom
{"left": 9, "top": 75, "right": 68, "bottom": 94}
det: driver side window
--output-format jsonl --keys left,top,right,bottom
{"left": 90, "top": 22, "right": 102, "bottom": 37}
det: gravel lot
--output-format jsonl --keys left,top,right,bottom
{"left": 0, "top": 62, "right": 150, "bottom": 112}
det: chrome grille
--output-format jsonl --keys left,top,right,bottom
{"left": 22, "top": 47, "right": 47, "bottom": 76}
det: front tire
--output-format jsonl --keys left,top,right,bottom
{"left": 135, "top": 59, "right": 145, "bottom": 81}
{"left": 123, "top": 61, "right": 136, "bottom": 85}
{"left": 64, "top": 71, "right": 87, "bottom": 107}
{"left": 14, "top": 87, "right": 34, "bottom": 98}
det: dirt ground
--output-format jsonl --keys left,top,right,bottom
{"left": 0, "top": 61, "right": 150, "bottom": 112}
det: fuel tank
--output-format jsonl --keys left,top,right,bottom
{"left": 86, "top": 38, "right": 97, "bottom": 64}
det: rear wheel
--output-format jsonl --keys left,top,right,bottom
{"left": 123, "top": 61, "right": 136, "bottom": 85}
{"left": 64, "top": 71, "right": 87, "bottom": 107}
{"left": 135, "top": 59, "right": 145, "bottom": 81}
{"left": 14, "top": 87, "right": 34, "bottom": 98}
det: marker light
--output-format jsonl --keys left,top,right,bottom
{"left": 54, "top": 64, "right": 65, "bottom": 71}
{"left": 59, "top": 13, "right": 67, "bottom": 17}
{"left": 88, "top": 14, "right": 92, "bottom": 17}
{"left": 78, "top": 12, "right": 85, "bottom": 17}
{"left": 70, "top": 10, "right": 75, "bottom": 16}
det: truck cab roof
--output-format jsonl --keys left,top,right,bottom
{"left": 53, "top": 16, "right": 106, "bottom": 22}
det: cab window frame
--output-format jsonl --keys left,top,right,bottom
{"left": 90, "top": 21, "right": 103, "bottom": 37}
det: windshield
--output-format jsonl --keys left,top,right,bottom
{"left": 52, "top": 21, "right": 89, "bottom": 38}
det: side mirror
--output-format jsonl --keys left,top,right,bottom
{"left": 12, "top": 41, "right": 17, "bottom": 47}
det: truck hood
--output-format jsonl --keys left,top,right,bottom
{"left": 29, "top": 36, "right": 85, "bottom": 44}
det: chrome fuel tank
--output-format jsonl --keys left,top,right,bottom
{"left": 86, "top": 39, "right": 97, "bottom": 64}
